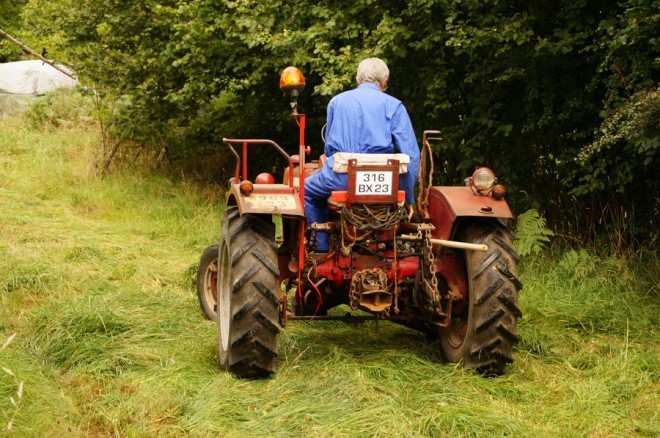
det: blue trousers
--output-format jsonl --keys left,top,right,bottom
{"left": 304, "top": 158, "right": 347, "bottom": 251}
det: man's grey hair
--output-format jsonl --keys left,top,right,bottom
{"left": 356, "top": 58, "right": 389, "bottom": 85}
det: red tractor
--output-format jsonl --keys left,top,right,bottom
{"left": 196, "top": 67, "right": 521, "bottom": 378}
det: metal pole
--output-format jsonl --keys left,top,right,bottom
{"left": 399, "top": 234, "right": 488, "bottom": 252}
{"left": 0, "top": 28, "right": 78, "bottom": 80}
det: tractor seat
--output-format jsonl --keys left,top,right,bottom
{"left": 331, "top": 153, "right": 410, "bottom": 174}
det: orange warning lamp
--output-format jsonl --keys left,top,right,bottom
{"left": 279, "top": 66, "right": 305, "bottom": 94}
{"left": 279, "top": 66, "right": 306, "bottom": 114}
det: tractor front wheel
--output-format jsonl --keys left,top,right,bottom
{"left": 440, "top": 222, "right": 522, "bottom": 375}
{"left": 196, "top": 243, "right": 220, "bottom": 320}
{"left": 217, "top": 208, "right": 281, "bottom": 378}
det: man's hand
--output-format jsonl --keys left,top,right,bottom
{"left": 405, "top": 203, "right": 414, "bottom": 221}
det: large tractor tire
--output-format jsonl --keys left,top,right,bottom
{"left": 196, "top": 243, "right": 219, "bottom": 320}
{"left": 440, "top": 222, "right": 522, "bottom": 375}
{"left": 217, "top": 207, "right": 281, "bottom": 378}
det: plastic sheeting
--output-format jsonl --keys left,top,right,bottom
{"left": 0, "top": 60, "right": 78, "bottom": 117}
{"left": 0, "top": 93, "right": 33, "bottom": 118}
{"left": 0, "top": 60, "right": 77, "bottom": 95}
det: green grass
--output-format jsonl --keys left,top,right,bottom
{"left": 0, "top": 116, "right": 658, "bottom": 437}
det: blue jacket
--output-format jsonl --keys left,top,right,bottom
{"left": 324, "top": 82, "right": 420, "bottom": 203}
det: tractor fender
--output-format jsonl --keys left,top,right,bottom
{"left": 226, "top": 183, "right": 305, "bottom": 217}
{"left": 426, "top": 186, "right": 513, "bottom": 241}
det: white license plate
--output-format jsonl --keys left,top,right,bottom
{"left": 355, "top": 171, "right": 393, "bottom": 195}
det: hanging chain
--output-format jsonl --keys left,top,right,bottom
{"left": 392, "top": 234, "right": 399, "bottom": 314}
{"left": 422, "top": 227, "right": 441, "bottom": 316}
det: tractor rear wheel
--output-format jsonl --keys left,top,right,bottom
{"left": 217, "top": 207, "right": 280, "bottom": 378}
{"left": 196, "top": 243, "right": 219, "bottom": 320}
{"left": 440, "top": 222, "right": 522, "bottom": 375}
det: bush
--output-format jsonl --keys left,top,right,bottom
{"left": 22, "top": 87, "right": 94, "bottom": 131}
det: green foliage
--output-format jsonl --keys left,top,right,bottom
{"left": 574, "top": 87, "right": 659, "bottom": 195}
{"left": 0, "top": 0, "right": 27, "bottom": 62}
{"left": 21, "top": 87, "right": 94, "bottom": 131}
{"left": 15, "top": 0, "right": 659, "bottom": 245}
{"left": 585, "top": 88, "right": 659, "bottom": 165}
{"left": 514, "top": 209, "right": 554, "bottom": 256}
{"left": 524, "top": 246, "right": 658, "bottom": 338}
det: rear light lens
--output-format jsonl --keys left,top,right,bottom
{"left": 492, "top": 184, "right": 506, "bottom": 200}
{"left": 239, "top": 180, "right": 254, "bottom": 195}
{"left": 255, "top": 173, "right": 275, "bottom": 184}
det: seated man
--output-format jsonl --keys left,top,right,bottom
{"left": 304, "top": 57, "right": 420, "bottom": 251}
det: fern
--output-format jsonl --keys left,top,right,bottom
{"left": 514, "top": 209, "right": 554, "bottom": 256}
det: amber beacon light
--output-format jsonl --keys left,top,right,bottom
{"left": 279, "top": 66, "right": 306, "bottom": 114}
{"left": 279, "top": 66, "right": 305, "bottom": 93}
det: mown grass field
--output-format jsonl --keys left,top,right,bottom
{"left": 0, "top": 116, "right": 658, "bottom": 437}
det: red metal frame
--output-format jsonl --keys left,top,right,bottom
{"left": 221, "top": 98, "right": 511, "bottom": 327}
{"left": 295, "top": 114, "right": 308, "bottom": 327}
{"left": 225, "top": 113, "right": 309, "bottom": 327}
{"left": 223, "top": 138, "right": 296, "bottom": 188}
{"left": 330, "top": 190, "right": 405, "bottom": 205}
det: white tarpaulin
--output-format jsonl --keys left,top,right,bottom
{"left": 0, "top": 60, "right": 78, "bottom": 95}
{"left": 0, "top": 60, "right": 78, "bottom": 117}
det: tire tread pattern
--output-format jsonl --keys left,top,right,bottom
{"left": 469, "top": 223, "right": 521, "bottom": 375}
{"left": 219, "top": 209, "right": 280, "bottom": 379}
{"left": 441, "top": 222, "right": 522, "bottom": 376}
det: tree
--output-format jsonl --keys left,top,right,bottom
{"left": 0, "top": 0, "right": 27, "bottom": 62}
{"left": 18, "top": 0, "right": 659, "bottom": 244}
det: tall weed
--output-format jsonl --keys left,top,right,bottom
{"left": 0, "top": 334, "right": 22, "bottom": 432}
